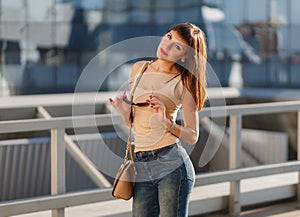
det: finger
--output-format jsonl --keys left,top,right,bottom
{"left": 150, "top": 103, "right": 164, "bottom": 109}
{"left": 116, "top": 95, "right": 125, "bottom": 101}
{"left": 149, "top": 95, "right": 160, "bottom": 100}
{"left": 148, "top": 98, "right": 161, "bottom": 104}
{"left": 151, "top": 105, "right": 161, "bottom": 109}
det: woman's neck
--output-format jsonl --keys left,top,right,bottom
{"left": 151, "top": 59, "right": 178, "bottom": 74}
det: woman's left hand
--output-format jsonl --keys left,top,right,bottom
{"left": 147, "top": 95, "right": 168, "bottom": 123}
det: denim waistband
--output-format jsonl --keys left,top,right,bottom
{"left": 135, "top": 143, "right": 176, "bottom": 162}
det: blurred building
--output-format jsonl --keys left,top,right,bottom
{"left": 0, "top": 0, "right": 300, "bottom": 95}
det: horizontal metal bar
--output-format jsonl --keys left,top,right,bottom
{"left": 1, "top": 100, "right": 300, "bottom": 133}
{"left": 0, "top": 92, "right": 116, "bottom": 109}
{"left": 0, "top": 188, "right": 113, "bottom": 217}
{"left": 195, "top": 160, "right": 300, "bottom": 186}
{"left": 0, "top": 114, "right": 122, "bottom": 133}
{"left": 199, "top": 100, "right": 300, "bottom": 118}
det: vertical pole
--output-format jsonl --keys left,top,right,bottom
{"left": 229, "top": 115, "right": 242, "bottom": 217}
{"left": 51, "top": 128, "right": 65, "bottom": 217}
{"left": 297, "top": 111, "right": 300, "bottom": 202}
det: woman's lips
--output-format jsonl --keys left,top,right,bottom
{"left": 160, "top": 48, "right": 168, "bottom": 56}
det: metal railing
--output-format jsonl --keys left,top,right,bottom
{"left": 0, "top": 100, "right": 300, "bottom": 217}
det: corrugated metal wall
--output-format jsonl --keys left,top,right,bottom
{"left": 0, "top": 133, "right": 125, "bottom": 202}
{"left": 0, "top": 138, "right": 51, "bottom": 201}
{"left": 241, "top": 129, "right": 288, "bottom": 164}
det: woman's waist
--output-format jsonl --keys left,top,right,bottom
{"left": 134, "top": 133, "right": 179, "bottom": 151}
{"left": 134, "top": 143, "right": 177, "bottom": 162}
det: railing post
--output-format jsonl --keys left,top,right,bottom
{"left": 229, "top": 114, "right": 242, "bottom": 217}
{"left": 51, "top": 128, "right": 66, "bottom": 217}
{"left": 297, "top": 111, "right": 300, "bottom": 202}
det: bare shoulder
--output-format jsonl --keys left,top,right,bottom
{"left": 130, "top": 60, "right": 149, "bottom": 78}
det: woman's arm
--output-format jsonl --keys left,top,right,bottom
{"left": 166, "top": 90, "right": 199, "bottom": 145}
{"left": 149, "top": 90, "right": 199, "bottom": 145}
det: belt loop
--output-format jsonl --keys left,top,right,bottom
{"left": 151, "top": 150, "right": 155, "bottom": 157}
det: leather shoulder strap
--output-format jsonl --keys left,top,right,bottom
{"left": 130, "top": 61, "right": 149, "bottom": 101}
{"left": 127, "top": 61, "right": 149, "bottom": 153}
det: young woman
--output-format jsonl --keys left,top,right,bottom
{"left": 109, "top": 22, "right": 207, "bottom": 217}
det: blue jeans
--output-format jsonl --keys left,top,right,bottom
{"left": 133, "top": 143, "right": 195, "bottom": 217}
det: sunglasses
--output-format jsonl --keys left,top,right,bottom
{"left": 123, "top": 97, "right": 149, "bottom": 107}
{"left": 124, "top": 97, "right": 149, "bottom": 124}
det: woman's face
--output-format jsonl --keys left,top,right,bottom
{"left": 157, "top": 30, "right": 188, "bottom": 62}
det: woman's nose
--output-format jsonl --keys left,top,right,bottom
{"left": 165, "top": 42, "right": 173, "bottom": 51}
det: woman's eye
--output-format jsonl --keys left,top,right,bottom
{"left": 167, "top": 34, "right": 172, "bottom": 39}
{"left": 175, "top": 45, "right": 181, "bottom": 50}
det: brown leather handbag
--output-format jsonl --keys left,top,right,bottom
{"left": 112, "top": 142, "right": 136, "bottom": 200}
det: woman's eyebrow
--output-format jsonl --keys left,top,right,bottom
{"left": 175, "top": 40, "right": 185, "bottom": 48}
{"left": 169, "top": 31, "right": 186, "bottom": 48}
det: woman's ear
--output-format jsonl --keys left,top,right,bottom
{"left": 180, "top": 54, "right": 186, "bottom": 62}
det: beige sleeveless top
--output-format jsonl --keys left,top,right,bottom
{"left": 132, "top": 67, "right": 184, "bottom": 152}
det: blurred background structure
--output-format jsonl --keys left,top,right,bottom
{"left": 1, "top": 1, "right": 300, "bottom": 217}
{"left": 0, "top": 0, "right": 300, "bottom": 95}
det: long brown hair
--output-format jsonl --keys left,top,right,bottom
{"left": 167, "top": 23, "right": 207, "bottom": 111}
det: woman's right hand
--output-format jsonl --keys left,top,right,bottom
{"left": 109, "top": 93, "right": 131, "bottom": 116}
